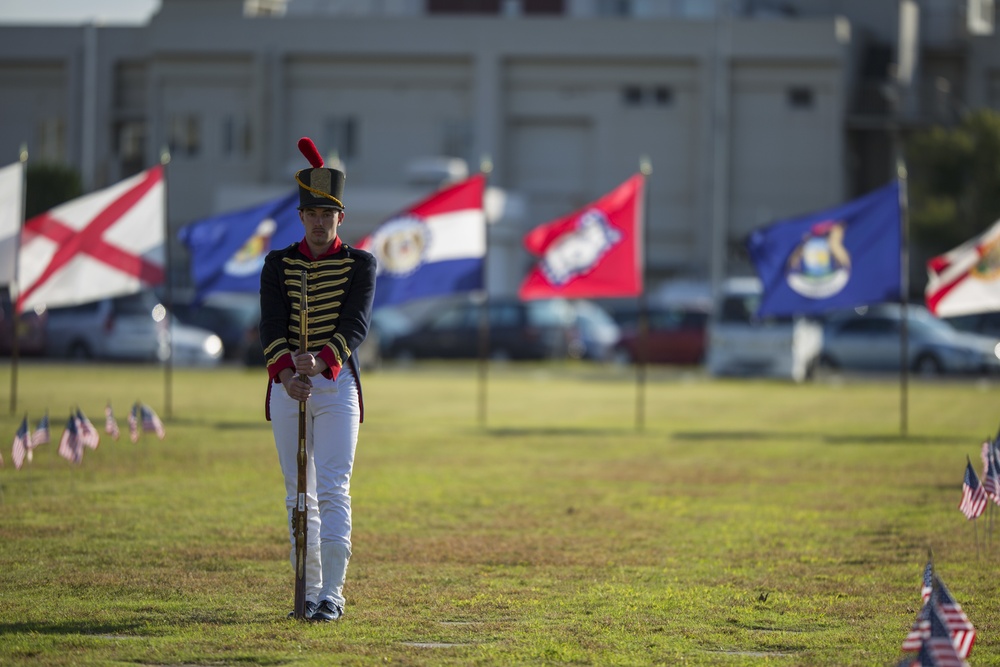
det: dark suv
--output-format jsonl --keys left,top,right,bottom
{"left": 385, "top": 297, "right": 618, "bottom": 361}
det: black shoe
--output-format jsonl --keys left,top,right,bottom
{"left": 310, "top": 599, "right": 343, "bottom": 622}
{"left": 288, "top": 600, "right": 318, "bottom": 619}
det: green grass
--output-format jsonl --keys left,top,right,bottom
{"left": 1, "top": 361, "right": 999, "bottom": 665}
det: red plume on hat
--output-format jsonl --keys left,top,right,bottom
{"left": 298, "top": 137, "right": 325, "bottom": 168}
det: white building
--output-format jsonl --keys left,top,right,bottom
{"left": 0, "top": 0, "right": 995, "bottom": 295}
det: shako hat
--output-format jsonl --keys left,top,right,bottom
{"left": 295, "top": 137, "right": 345, "bottom": 211}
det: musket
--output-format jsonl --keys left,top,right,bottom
{"left": 292, "top": 269, "right": 309, "bottom": 619}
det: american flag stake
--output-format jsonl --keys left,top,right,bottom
{"left": 30, "top": 412, "right": 50, "bottom": 448}
{"left": 75, "top": 408, "right": 100, "bottom": 450}
{"left": 128, "top": 402, "right": 139, "bottom": 443}
{"left": 105, "top": 401, "right": 120, "bottom": 440}
{"left": 141, "top": 404, "right": 166, "bottom": 440}
{"left": 959, "top": 458, "right": 987, "bottom": 520}
{"left": 11, "top": 416, "right": 29, "bottom": 471}
{"left": 57, "top": 413, "right": 84, "bottom": 465}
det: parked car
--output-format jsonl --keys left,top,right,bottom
{"left": 943, "top": 311, "right": 1000, "bottom": 339}
{"left": 385, "top": 297, "right": 616, "bottom": 361}
{"left": 170, "top": 294, "right": 260, "bottom": 361}
{"left": 45, "top": 291, "right": 224, "bottom": 365}
{"left": 705, "top": 277, "right": 823, "bottom": 382}
{"left": 607, "top": 303, "right": 709, "bottom": 365}
{"left": 820, "top": 303, "right": 1000, "bottom": 375}
{"left": 0, "top": 286, "right": 47, "bottom": 356}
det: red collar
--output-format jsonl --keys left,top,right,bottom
{"left": 298, "top": 236, "right": 343, "bottom": 260}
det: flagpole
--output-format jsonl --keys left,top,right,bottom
{"left": 160, "top": 147, "right": 173, "bottom": 420}
{"left": 9, "top": 145, "right": 27, "bottom": 416}
{"left": 477, "top": 155, "right": 493, "bottom": 430}
{"left": 897, "top": 164, "right": 910, "bottom": 438}
{"left": 636, "top": 157, "right": 652, "bottom": 432}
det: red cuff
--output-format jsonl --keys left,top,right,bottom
{"left": 318, "top": 348, "right": 342, "bottom": 380}
{"left": 267, "top": 353, "right": 294, "bottom": 382}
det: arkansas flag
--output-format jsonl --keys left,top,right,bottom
{"left": 926, "top": 217, "right": 1000, "bottom": 317}
{"left": 359, "top": 175, "right": 485, "bottom": 309}
{"left": 519, "top": 174, "right": 644, "bottom": 300}
{"left": 16, "top": 166, "right": 165, "bottom": 313}
{"left": 747, "top": 179, "right": 901, "bottom": 318}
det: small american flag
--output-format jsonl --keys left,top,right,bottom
{"left": 11, "top": 416, "right": 29, "bottom": 471}
{"left": 920, "top": 602, "right": 966, "bottom": 667}
{"left": 75, "top": 408, "right": 100, "bottom": 450}
{"left": 141, "top": 404, "right": 166, "bottom": 440}
{"left": 959, "top": 459, "right": 987, "bottom": 520}
{"left": 935, "top": 576, "right": 975, "bottom": 659}
{"left": 921, "top": 560, "right": 933, "bottom": 604}
{"left": 128, "top": 402, "right": 139, "bottom": 443}
{"left": 105, "top": 402, "right": 120, "bottom": 440}
{"left": 981, "top": 440, "right": 1000, "bottom": 503}
{"left": 30, "top": 412, "right": 50, "bottom": 447}
{"left": 902, "top": 601, "right": 930, "bottom": 652}
{"left": 57, "top": 413, "right": 84, "bottom": 465}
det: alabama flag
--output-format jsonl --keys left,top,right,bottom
{"left": 926, "top": 217, "right": 1000, "bottom": 317}
{"left": 16, "top": 166, "right": 165, "bottom": 313}
{"left": 519, "top": 174, "right": 644, "bottom": 300}
{"left": 359, "top": 175, "right": 485, "bottom": 309}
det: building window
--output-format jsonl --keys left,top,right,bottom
{"left": 115, "top": 120, "right": 146, "bottom": 176}
{"left": 222, "top": 115, "right": 252, "bottom": 158}
{"left": 653, "top": 86, "right": 673, "bottom": 106}
{"left": 623, "top": 85, "right": 644, "bottom": 106}
{"left": 168, "top": 114, "right": 200, "bottom": 157}
{"left": 622, "top": 85, "right": 673, "bottom": 107}
{"left": 323, "top": 116, "right": 358, "bottom": 164}
{"left": 442, "top": 120, "right": 473, "bottom": 161}
{"left": 35, "top": 117, "right": 66, "bottom": 162}
{"left": 788, "top": 86, "right": 815, "bottom": 109}
{"left": 427, "top": 0, "right": 502, "bottom": 13}
{"left": 597, "top": 0, "right": 632, "bottom": 15}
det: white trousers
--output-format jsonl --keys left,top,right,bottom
{"left": 269, "top": 368, "right": 360, "bottom": 608}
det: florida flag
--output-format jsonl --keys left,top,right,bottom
{"left": 16, "top": 166, "right": 165, "bottom": 313}
{"left": 926, "top": 217, "right": 1000, "bottom": 317}
{"left": 359, "top": 175, "right": 486, "bottom": 309}
{"left": 519, "top": 174, "right": 644, "bottom": 300}
{"left": 747, "top": 180, "right": 901, "bottom": 318}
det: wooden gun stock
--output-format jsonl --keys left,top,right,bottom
{"left": 292, "top": 270, "right": 308, "bottom": 619}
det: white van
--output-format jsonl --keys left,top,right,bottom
{"left": 705, "top": 277, "right": 823, "bottom": 382}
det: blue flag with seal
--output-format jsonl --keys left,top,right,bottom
{"left": 746, "top": 179, "right": 902, "bottom": 318}
{"left": 178, "top": 191, "right": 301, "bottom": 301}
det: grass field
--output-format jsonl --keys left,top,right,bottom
{"left": 1, "top": 360, "right": 999, "bottom": 666}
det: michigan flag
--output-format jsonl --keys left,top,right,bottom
{"left": 746, "top": 180, "right": 902, "bottom": 318}
{"left": 178, "top": 191, "right": 301, "bottom": 302}
{"left": 358, "top": 175, "right": 486, "bottom": 309}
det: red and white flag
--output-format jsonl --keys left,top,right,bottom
{"left": 519, "top": 174, "right": 644, "bottom": 300}
{"left": 0, "top": 160, "right": 25, "bottom": 287}
{"left": 11, "top": 416, "right": 29, "bottom": 471}
{"left": 926, "top": 217, "right": 1000, "bottom": 316}
{"left": 16, "top": 166, "right": 165, "bottom": 313}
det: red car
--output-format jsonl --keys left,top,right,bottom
{"left": 609, "top": 304, "right": 708, "bottom": 365}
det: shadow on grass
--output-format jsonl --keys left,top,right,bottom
{"left": 672, "top": 430, "right": 960, "bottom": 445}
{"left": 487, "top": 427, "right": 630, "bottom": 437}
{"left": 0, "top": 621, "right": 146, "bottom": 636}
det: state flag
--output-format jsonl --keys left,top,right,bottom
{"left": 16, "top": 166, "right": 164, "bottom": 313}
{"left": 746, "top": 180, "right": 902, "bottom": 318}
{"left": 519, "top": 174, "right": 644, "bottom": 300}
